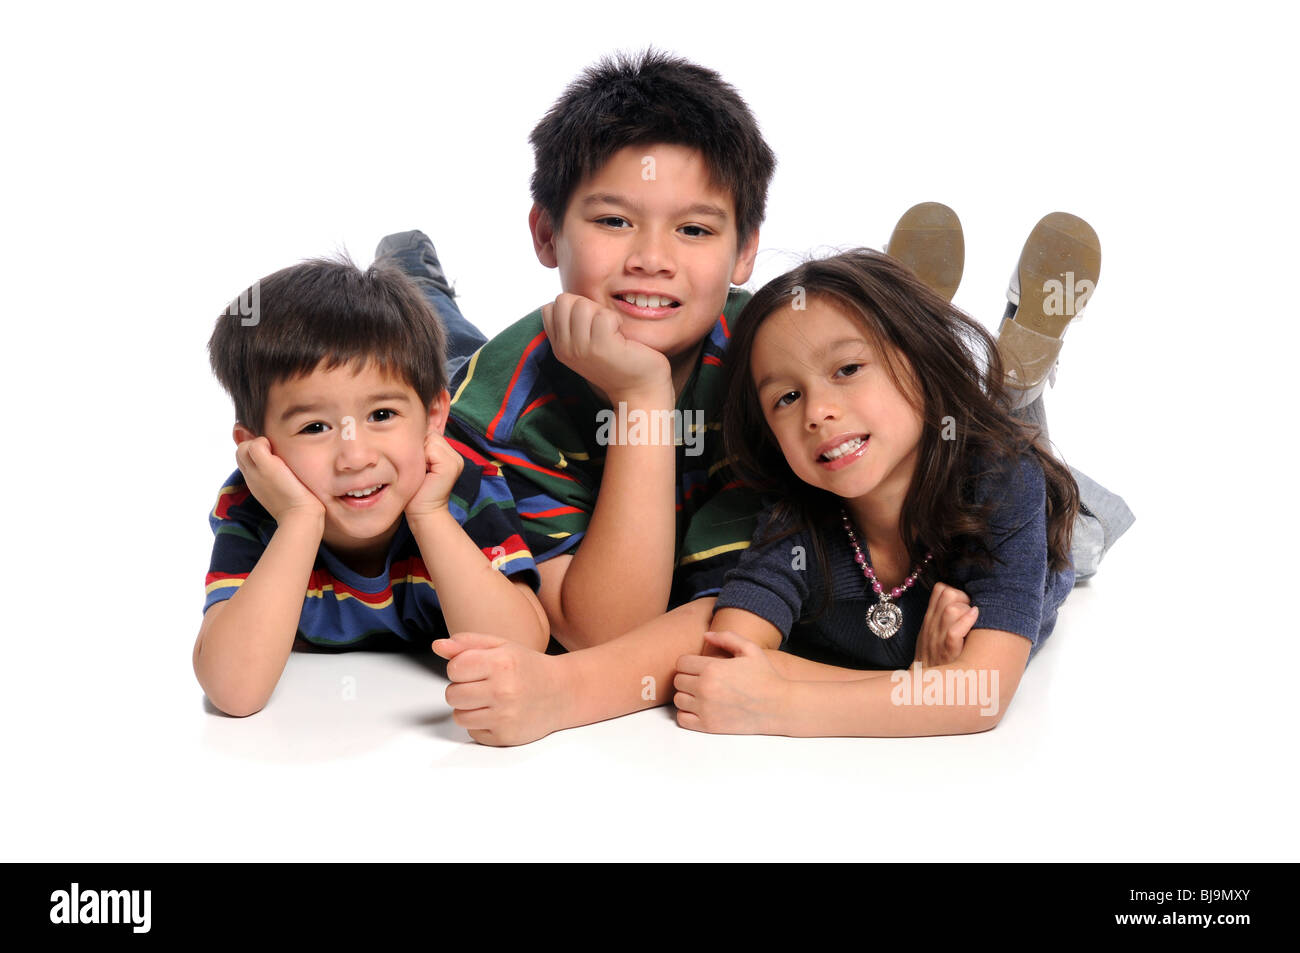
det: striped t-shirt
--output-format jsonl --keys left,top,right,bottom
{"left": 446, "top": 289, "right": 761, "bottom": 606}
{"left": 203, "top": 437, "right": 539, "bottom": 649}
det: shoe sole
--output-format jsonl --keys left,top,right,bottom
{"left": 886, "top": 202, "right": 964, "bottom": 301}
{"left": 1012, "top": 212, "right": 1101, "bottom": 337}
{"left": 998, "top": 212, "right": 1101, "bottom": 400}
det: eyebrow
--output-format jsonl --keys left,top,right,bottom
{"left": 754, "top": 339, "right": 870, "bottom": 393}
{"left": 278, "top": 391, "right": 415, "bottom": 423}
{"left": 578, "top": 193, "right": 730, "bottom": 221}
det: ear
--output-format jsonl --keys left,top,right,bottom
{"left": 232, "top": 422, "right": 257, "bottom": 446}
{"left": 426, "top": 389, "right": 451, "bottom": 437}
{"left": 730, "top": 228, "right": 761, "bottom": 286}
{"left": 529, "top": 202, "right": 560, "bottom": 269}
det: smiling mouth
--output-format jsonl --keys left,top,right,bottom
{"left": 818, "top": 436, "right": 867, "bottom": 462}
{"left": 614, "top": 293, "right": 681, "bottom": 309}
{"left": 341, "top": 484, "right": 386, "bottom": 500}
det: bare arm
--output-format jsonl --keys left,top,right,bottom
{"left": 192, "top": 510, "right": 323, "bottom": 717}
{"left": 777, "top": 629, "right": 1029, "bottom": 736}
{"left": 535, "top": 295, "right": 680, "bottom": 647}
{"left": 408, "top": 509, "right": 549, "bottom": 651}
{"left": 435, "top": 597, "right": 718, "bottom": 745}
{"left": 764, "top": 651, "right": 895, "bottom": 682}
{"left": 678, "top": 627, "right": 1031, "bottom": 738}
{"left": 546, "top": 382, "right": 678, "bottom": 648}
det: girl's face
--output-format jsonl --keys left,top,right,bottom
{"left": 750, "top": 297, "right": 925, "bottom": 508}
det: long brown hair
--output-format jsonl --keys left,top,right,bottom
{"left": 722, "top": 249, "right": 1079, "bottom": 593}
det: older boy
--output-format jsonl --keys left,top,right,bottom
{"left": 196, "top": 258, "right": 548, "bottom": 717}
{"left": 378, "top": 50, "right": 776, "bottom": 743}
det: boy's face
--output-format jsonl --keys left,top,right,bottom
{"left": 531, "top": 143, "right": 759, "bottom": 373}
{"left": 235, "top": 361, "right": 446, "bottom": 567}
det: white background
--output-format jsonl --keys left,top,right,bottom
{"left": 3, "top": 0, "right": 1297, "bottom": 861}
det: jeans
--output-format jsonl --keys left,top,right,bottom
{"left": 374, "top": 230, "right": 487, "bottom": 380}
{"left": 1016, "top": 394, "right": 1135, "bottom": 580}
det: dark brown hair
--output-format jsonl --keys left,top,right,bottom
{"left": 722, "top": 249, "right": 1079, "bottom": 593}
{"left": 208, "top": 256, "right": 447, "bottom": 434}
{"left": 529, "top": 48, "right": 776, "bottom": 243}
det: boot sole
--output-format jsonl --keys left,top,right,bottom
{"left": 886, "top": 202, "right": 964, "bottom": 301}
{"left": 1012, "top": 212, "right": 1101, "bottom": 337}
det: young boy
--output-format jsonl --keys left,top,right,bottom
{"left": 376, "top": 50, "right": 776, "bottom": 743}
{"left": 196, "top": 257, "right": 549, "bottom": 717}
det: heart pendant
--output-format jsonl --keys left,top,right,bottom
{"left": 866, "top": 601, "right": 902, "bottom": 639}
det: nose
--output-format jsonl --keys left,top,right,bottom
{"left": 626, "top": 226, "right": 675, "bottom": 277}
{"left": 335, "top": 425, "right": 378, "bottom": 470}
{"left": 803, "top": 386, "right": 839, "bottom": 432}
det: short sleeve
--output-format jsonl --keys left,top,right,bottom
{"left": 711, "top": 509, "right": 812, "bottom": 643}
{"left": 673, "top": 481, "right": 764, "bottom": 604}
{"left": 203, "top": 472, "right": 274, "bottom": 613}
{"left": 954, "top": 456, "right": 1052, "bottom": 645}
{"left": 448, "top": 452, "right": 542, "bottom": 594}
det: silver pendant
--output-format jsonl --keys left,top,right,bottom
{"left": 867, "top": 601, "right": 902, "bottom": 639}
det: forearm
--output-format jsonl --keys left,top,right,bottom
{"left": 774, "top": 659, "right": 1011, "bottom": 737}
{"left": 555, "top": 597, "right": 715, "bottom": 729}
{"left": 559, "top": 386, "right": 677, "bottom": 645}
{"left": 764, "top": 650, "right": 895, "bottom": 682}
{"left": 409, "top": 509, "right": 549, "bottom": 650}
{"left": 193, "top": 513, "right": 323, "bottom": 716}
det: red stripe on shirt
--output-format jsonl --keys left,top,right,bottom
{"left": 486, "top": 330, "right": 548, "bottom": 442}
{"left": 445, "top": 436, "right": 499, "bottom": 476}
{"left": 520, "top": 392, "right": 558, "bottom": 419}
{"left": 494, "top": 450, "right": 577, "bottom": 483}
{"left": 519, "top": 505, "right": 584, "bottom": 519}
{"left": 213, "top": 486, "right": 250, "bottom": 520}
{"left": 481, "top": 533, "right": 531, "bottom": 560}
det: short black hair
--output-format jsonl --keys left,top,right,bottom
{"left": 208, "top": 256, "right": 447, "bottom": 434}
{"left": 529, "top": 49, "right": 776, "bottom": 243}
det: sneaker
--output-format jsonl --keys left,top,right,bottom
{"left": 998, "top": 212, "right": 1100, "bottom": 407}
{"left": 884, "top": 202, "right": 964, "bottom": 301}
{"left": 374, "top": 229, "right": 455, "bottom": 299}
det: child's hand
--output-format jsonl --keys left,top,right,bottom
{"left": 542, "top": 293, "right": 673, "bottom": 403}
{"left": 235, "top": 436, "right": 325, "bottom": 526}
{"left": 673, "top": 630, "right": 788, "bottom": 734}
{"left": 915, "top": 583, "right": 979, "bottom": 667}
{"left": 406, "top": 429, "right": 465, "bottom": 522}
{"left": 432, "top": 633, "right": 565, "bottom": 746}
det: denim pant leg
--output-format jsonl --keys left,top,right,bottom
{"left": 374, "top": 230, "right": 488, "bottom": 380}
{"left": 1068, "top": 466, "right": 1135, "bottom": 579}
{"left": 1014, "top": 395, "right": 1136, "bottom": 580}
{"left": 415, "top": 279, "right": 487, "bottom": 380}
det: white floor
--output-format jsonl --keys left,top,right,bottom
{"left": 4, "top": 2, "right": 1297, "bottom": 862}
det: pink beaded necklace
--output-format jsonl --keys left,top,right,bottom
{"left": 840, "top": 508, "right": 932, "bottom": 639}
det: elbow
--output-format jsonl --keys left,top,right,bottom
{"left": 957, "top": 684, "right": 1016, "bottom": 734}
{"left": 526, "top": 614, "right": 551, "bottom": 653}
{"left": 201, "top": 679, "right": 271, "bottom": 718}
{"left": 195, "top": 656, "right": 271, "bottom": 718}
{"left": 213, "top": 694, "right": 268, "bottom": 718}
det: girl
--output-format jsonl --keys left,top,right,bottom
{"left": 672, "top": 228, "right": 1123, "bottom": 737}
